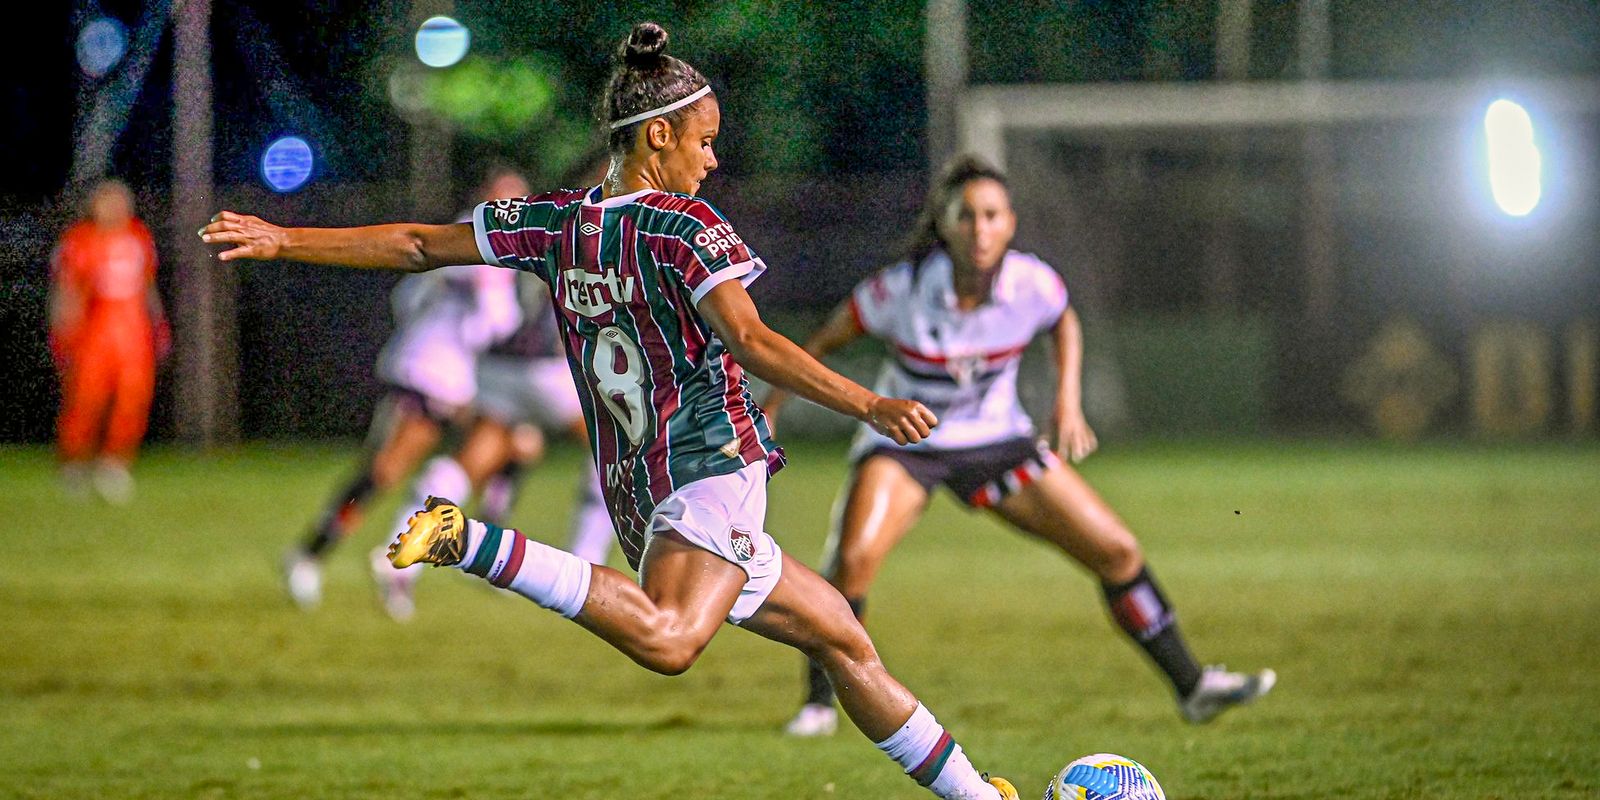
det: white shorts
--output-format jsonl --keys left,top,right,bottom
{"left": 377, "top": 316, "right": 478, "bottom": 409}
{"left": 474, "top": 356, "right": 584, "bottom": 430}
{"left": 647, "top": 461, "right": 783, "bottom": 625}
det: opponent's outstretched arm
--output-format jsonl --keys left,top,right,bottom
{"left": 699, "top": 281, "right": 935, "bottom": 446}
{"left": 1051, "top": 306, "right": 1098, "bottom": 462}
{"left": 198, "top": 211, "right": 481, "bottom": 272}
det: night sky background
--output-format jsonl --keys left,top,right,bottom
{"left": 4, "top": 1, "right": 1598, "bottom": 441}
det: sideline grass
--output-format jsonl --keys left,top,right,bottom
{"left": 3, "top": 440, "right": 1597, "bottom": 799}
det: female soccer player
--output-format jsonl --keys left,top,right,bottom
{"left": 281, "top": 168, "right": 528, "bottom": 611}
{"left": 51, "top": 179, "right": 168, "bottom": 504}
{"left": 766, "top": 155, "right": 1275, "bottom": 737}
{"left": 203, "top": 23, "right": 1020, "bottom": 800}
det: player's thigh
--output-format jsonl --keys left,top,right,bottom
{"left": 62, "top": 344, "right": 117, "bottom": 409}
{"left": 990, "top": 463, "right": 1142, "bottom": 582}
{"left": 824, "top": 455, "right": 930, "bottom": 591}
{"left": 741, "top": 552, "right": 873, "bottom": 662}
{"left": 112, "top": 355, "right": 155, "bottom": 411}
{"left": 631, "top": 533, "right": 747, "bottom": 647}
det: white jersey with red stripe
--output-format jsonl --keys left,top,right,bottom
{"left": 377, "top": 212, "right": 523, "bottom": 408}
{"left": 848, "top": 248, "right": 1068, "bottom": 454}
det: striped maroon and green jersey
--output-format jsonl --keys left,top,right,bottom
{"left": 471, "top": 186, "right": 784, "bottom": 569}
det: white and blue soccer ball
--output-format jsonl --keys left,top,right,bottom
{"left": 1043, "top": 753, "right": 1165, "bottom": 800}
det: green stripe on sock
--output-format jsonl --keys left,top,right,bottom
{"left": 465, "top": 523, "right": 505, "bottom": 578}
{"left": 913, "top": 736, "right": 956, "bottom": 787}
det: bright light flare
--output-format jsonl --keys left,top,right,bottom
{"left": 415, "top": 16, "right": 470, "bottom": 68}
{"left": 76, "top": 17, "right": 127, "bottom": 78}
{"left": 261, "top": 136, "right": 314, "bottom": 193}
{"left": 1484, "top": 99, "right": 1542, "bottom": 217}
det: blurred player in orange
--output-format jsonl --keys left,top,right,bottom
{"left": 49, "top": 179, "right": 169, "bottom": 503}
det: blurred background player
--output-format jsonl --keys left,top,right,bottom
{"left": 766, "top": 155, "right": 1275, "bottom": 736}
{"left": 371, "top": 270, "right": 615, "bottom": 620}
{"left": 281, "top": 168, "right": 528, "bottom": 610}
{"left": 49, "top": 178, "right": 168, "bottom": 504}
{"left": 470, "top": 273, "right": 615, "bottom": 563}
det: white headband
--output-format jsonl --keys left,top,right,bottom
{"left": 608, "top": 84, "right": 712, "bottom": 130}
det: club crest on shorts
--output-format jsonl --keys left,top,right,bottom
{"left": 729, "top": 527, "right": 755, "bottom": 562}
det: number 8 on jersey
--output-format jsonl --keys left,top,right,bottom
{"left": 594, "top": 325, "right": 646, "bottom": 448}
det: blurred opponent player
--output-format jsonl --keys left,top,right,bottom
{"left": 281, "top": 169, "right": 527, "bottom": 610}
{"left": 203, "top": 22, "right": 1022, "bottom": 799}
{"left": 50, "top": 179, "right": 168, "bottom": 504}
{"left": 371, "top": 271, "right": 614, "bottom": 620}
{"left": 470, "top": 274, "right": 615, "bottom": 565}
{"left": 766, "top": 155, "right": 1275, "bottom": 735}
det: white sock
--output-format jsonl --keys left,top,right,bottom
{"left": 458, "top": 520, "right": 591, "bottom": 618}
{"left": 566, "top": 467, "right": 615, "bottom": 565}
{"left": 875, "top": 703, "right": 999, "bottom": 800}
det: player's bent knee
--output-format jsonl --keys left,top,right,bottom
{"left": 634, "top": 635, "right": 707, "bottom": 676}
{"left": 629, "top": 615, "right": 715, "bottom": 676}
{"left": 804, "top": 615, "right": 878, "bottom": 669}
{"left": 1099, "top": 535, "right": 1144, "bottom": 581}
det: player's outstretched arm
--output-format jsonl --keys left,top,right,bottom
{"left": 700, "top": 281, "right": 935, "bottom": 446}
{"left": 198, "top": 211, "right": 481, "bottom": 272}
{"left": 759, "top": 297, "right": 865, "bottom": 426}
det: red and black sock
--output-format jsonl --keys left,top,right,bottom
{"left": 1103, "top": 566, "right": 1202, "bottom": 697}
{"left": 302, "top": 470, "right": 377, "bottom": 557}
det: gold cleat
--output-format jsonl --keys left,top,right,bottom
{"left": 387, "top": 496, "right": 467, "bottom": 568}
{"left": 986, "top": 775, "right": 1020, "bottom": 800}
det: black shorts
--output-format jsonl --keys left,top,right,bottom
{"left": 855, "top": 437, "right": 1061, "bottom": 508}
{"left": 382, "top": 384, "right": 466, "bottom": 427}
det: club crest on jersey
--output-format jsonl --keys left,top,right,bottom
{"left": 729, "top": 527, "right": 755, "bottom": 562}
{"left": 562, "top": 265, "right": 636, "bottom": 318}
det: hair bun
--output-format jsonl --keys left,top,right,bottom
{"left": 621, "top": 22, "right": 669, "bottom": 67}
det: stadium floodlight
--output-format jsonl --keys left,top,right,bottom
{"left": 76, "top": 17, "right": 128, "bottom": 78}
{"left": 261, "top": 136, "right": 314, "bottom": 192}
{"left": 1484, "top": 98, "right": 1542, "bottom": 217}
{"left": 415, "top": 16, "right": 470, "bottom": 68}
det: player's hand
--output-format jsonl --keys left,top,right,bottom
{"left": 866, "top": 396, "right": 938, "bottom": 446}
{"left": 198, "top": 211, "right": 287, "bottom": 261}
{"left": 1054, "top": 407, "right": 1098, "bottom": 463}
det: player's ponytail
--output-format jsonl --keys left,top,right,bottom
{"left": 902, "top": 154, "right": 1010, "bottom": 269}
{"left": 600, "top": 22, "right": 711, "bottom": 156}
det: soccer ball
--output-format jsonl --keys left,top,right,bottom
{"left": 1043, "top": 753, "right": 1164, "bottom": 800}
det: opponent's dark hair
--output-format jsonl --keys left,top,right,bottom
{"left": 902, "top": 154, "right": 1009, "bottom": 267}
{"left": 599, "top": 22, "right": 711, "bottom": 155}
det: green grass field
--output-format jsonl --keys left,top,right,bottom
{"left": 3, "top": 440, "right": 1598, "bottom": 799}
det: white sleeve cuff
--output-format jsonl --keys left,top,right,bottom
{"left": 470, "top": 202, "right": 502, "bottom": 267}
{"left": 689, "top": 257, "right": 764, "bottom": 306}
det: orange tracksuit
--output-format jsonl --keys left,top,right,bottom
{"left": 53, "top": 219, "right": 161, "bottom": 463}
